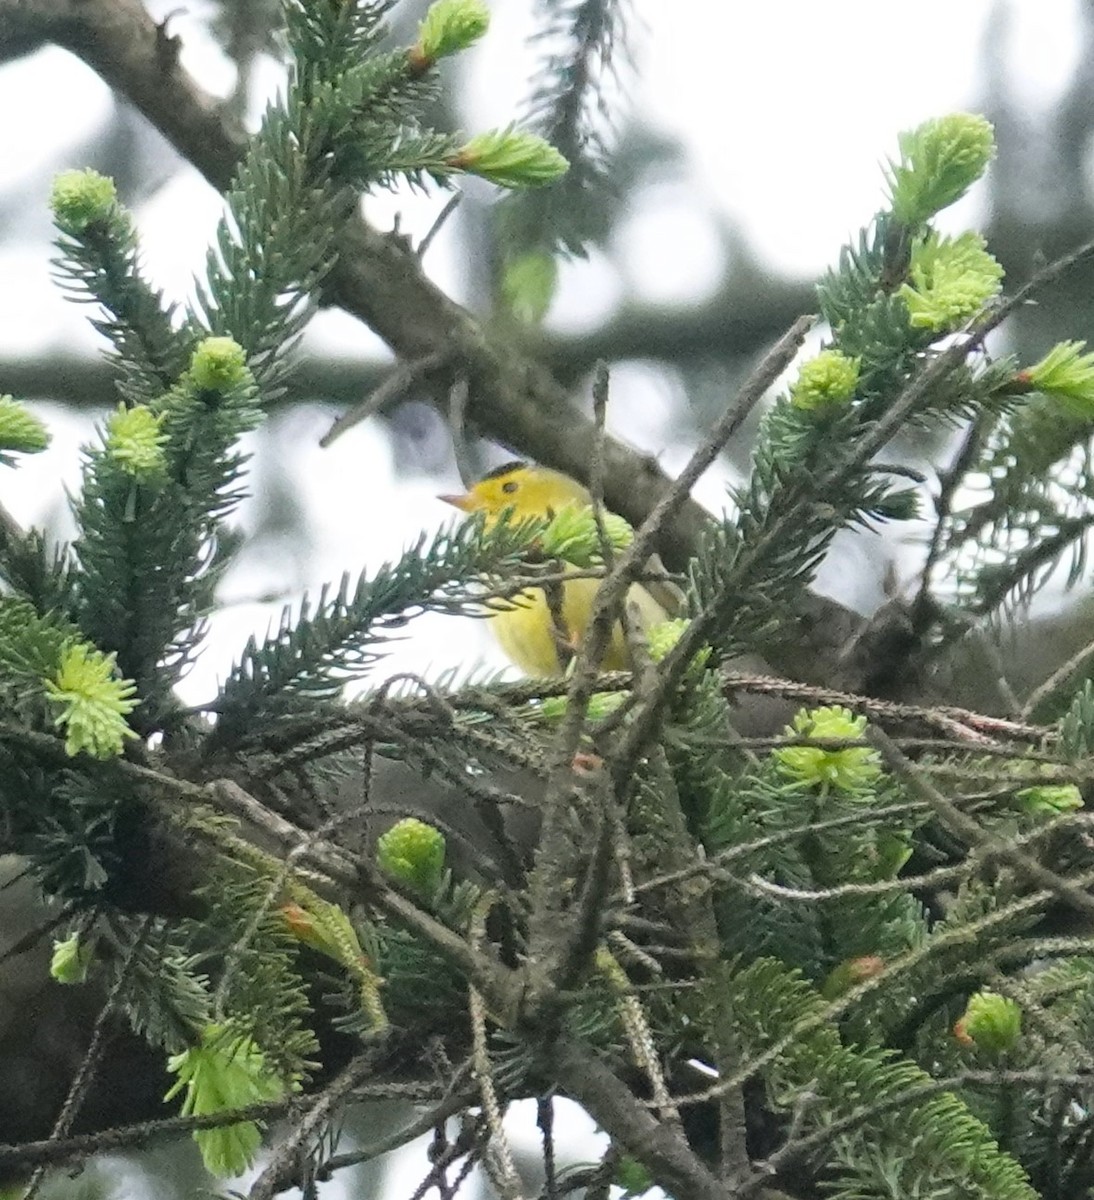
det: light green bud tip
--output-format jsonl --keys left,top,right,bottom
{"left": 773, "top": 705, "right": 882, "bottom": 792}
{"left": 377, "top": 817, "right": 447, "bottom": 897}
{"left": 887, "top": 112, "right": 995, "bottom": 226}
{"left": 105, "top": 403, "right": 168, "bottom": 480}
{"left": 1015, "top": 783, "right": 1083, "bottom": 817}
{"left": 898, "top": 231, "right": 1003, "bottom": 332}
{"left": 1022, "top": 341, "right": 1094, "bottom": 418}
{"left": 541, "top": 503, "right": 633, "bottom": 567}
{"left": 646, "top": 617, "right": 689, "bottom": 662}
{"left": 415, "top": 0, "right": 490, "bottom": 65}
{"left": 0, "top": 395, "right": 50, "bottom": 456}
{"left": 165, "top": 1025, "right": 284, "bottom": 1177}
{"left": 44, "top": 643, "right": 138, "bottom": 759}
{"left": 957, "top": 990, "right": 1022, "bottom": 1055}
{"left": 50, "top": 932, "right": 92, "bottom": 985}
{"left": 451, "top": 127, "right": 568, "bottom": 189}
{"left": 645, "top": 617, "right": 711, "bottom": 673}
{"left": 789, "top": 349, "right": 861, "bottom": 412}
{"left": 539, "top": 690, "right": 625, "bottom": 722}
{"left": 190, "top": 336, "right": 248, "bottom": 392}
{"left": 51, "top": 168, "right": 117, "bottom": 233}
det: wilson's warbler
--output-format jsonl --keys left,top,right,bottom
{"left": 440, "top": 462, "right": 674, "bottom": 676}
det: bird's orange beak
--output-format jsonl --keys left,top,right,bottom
{"left": 438, "top": 491, "right": 479, "bottom": 512}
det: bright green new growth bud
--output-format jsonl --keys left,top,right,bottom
{"left": 415, "top": 0, "right": 489, "bottom": 64}
{"left": 646, "top": 617, "right": 689, "bottom": 663}
{"left": 165, "top": 1024, "right": 286, "bottom": 1177}
{"left": 1015, "top": 783, "right": 1084, "bottom": 817}
{"left": 898, "top": 231, "right": 1003, "bottom": 331}
{"left": 51, "top": 168, "right": 118, "bottom": 233}
{"left": 1022, "top": 341, "right": 1094, "bottom": 417}
{"left": 957, "top": 990, "right": 1022, "bottom": 1055}
{"left": 451, "top": 127, "right": 569, "bottom": 189}
{"left": 0, "top": 395, "right": 50, "bottom": 456}
{"left": 44, "top": 643, "right": 138, "bottom": 759}
{"left": 774, "top": 705, "right": 882, "bottom": 792}
{"left": 645, "top": 617, "right": 711, "bottom": 675}
{"left": 378, "top": 818, "right": 447, "bottom": 897}
{"left": 105, "top": 403, "right": 168, "bottom": 480}
{"left": 501, "top": 250, "right": 559, "bottom": 324}
{"left": 541, "top": 502, "right": 633, "bottom": 567}
{"left": 789, "top": 349, "right": 861, "bottom": 412}
{"left": 50, "top": 932, "right": 92, "bottom": 984}
{"left": 538, "top": 690, "right": 625, "bottom": 722}
{"left": 190, "top": 336, "right": 249, "bottom": 392}
{"left": 887, "top": 113, "right": 995, "bottom": 226}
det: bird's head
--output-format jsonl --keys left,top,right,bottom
{"left": 440, "top": 462, "right": 592, "bottom": 523}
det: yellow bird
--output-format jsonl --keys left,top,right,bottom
{"left": 440, "top": 462, "right": 674, "bottom": 676}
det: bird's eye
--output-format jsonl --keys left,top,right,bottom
{"left": 501, "top": 480, "right": 519, "bottom": 494}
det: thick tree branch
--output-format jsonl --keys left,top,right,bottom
{"left": 550, "top": 1037, "right": 730, "bottom": 1200}
{"left": 0, "top": 0, "right": 247, "bottom": 168}
{"left": 0, "top": 273, "right": 811, "bottom": 410}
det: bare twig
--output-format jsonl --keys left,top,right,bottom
{"left": 525, "top": 316, "right": 813, "bottom": 1008}
{"left": 912, "top": 412, "right": 990, "bottom": 633}
{"left": 320, "top": 350, "right": 450, "bottom": 447}
{"left": 248, "top": 1053, "right": 378, "bottom": 1200}
{"left": 0, "top": 1099, "right": 302, "bottom": 1174}
{"left": 550, "top": 1037, "right": 728, "bottom": 1200}
{"left": 25, "top": 915, "right": 154, "bottom": 1200}
{"left": 449, "top": 373, "right": 476, "bottom": 488}
{"left": 469, "top": 903, "right": 524, "bottom": 1200}
{"left": 719, "top": 671, "right": 1048, "bottom": 743}
{"left": 1023, "top": 632, "right": 1094, "bottom": 717}
{"left": 537, "top": 1096, "right": 557, "bottom": 1200}
{"left": 596, "top": 318, "right": 815, "bottom": 792}
{"left": 315, "top": 1065, "right": 475, "bottom": 1177}
{"left": 597, "top": 948, "right": 678, "bottom": 1123}
{"left": 417, "top": 192, "right": 462, "bottom": 261}
{"left": 868, "top": 726, "right": 1094, "bottom": 919}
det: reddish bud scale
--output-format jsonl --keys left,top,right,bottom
{"left": 279, "top": 903, "right": 315, "bottom": 940}
{"left": 847, "top": 955, "right": 884, "bottom": 983}
{"left": 406, "top": 46, "right": 433, "bottom": 76}
{"left": 953, "top": 1017, "right": 974, "bottom": 1046}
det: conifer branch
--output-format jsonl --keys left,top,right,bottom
{"left": 0, "top": 1099, "right": 302, "bottom": 1174}
{"left": 551, "top": 1036, "right": 730, "bottom": 1200}
{"left": 500, "top": 0, "right": 629, "bottom": 257}
{"left": 7, "top": 0, "right": 858, "bottom": 639}
{"left": 246, "top": 1053, "right": 378, "bottom": 1200}
{"left": 868, "top": 726, "right": 1094, "bottom": 919}
{"left": 12, "top": 8, "right": 1094, "bottom": 1192}
{"left": 523, "top": 314, "right": 813, "bottom": 1009}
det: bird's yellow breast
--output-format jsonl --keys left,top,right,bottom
{"left": 491, "top": 567, "right": 668, "bottom": 677}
